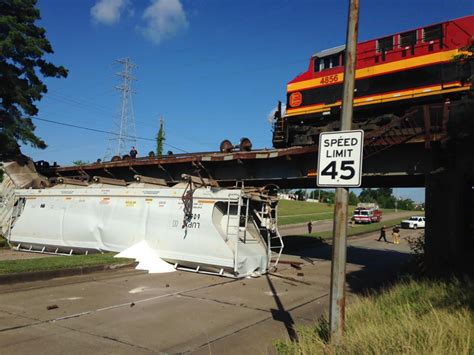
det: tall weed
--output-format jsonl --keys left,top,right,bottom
{"left": 276, "top": 278, "right": 473, "bottom": 354}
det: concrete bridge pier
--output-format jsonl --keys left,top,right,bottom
{"left": 424, "top": 149, "right": 474, "bottom": 274}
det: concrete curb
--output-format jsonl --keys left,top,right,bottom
{"left": 0, "top": 262, "right": 137, "bottom": 285}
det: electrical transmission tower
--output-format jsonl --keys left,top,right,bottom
{"left": 104, "top": 58, "right": 137, "bottom": 160}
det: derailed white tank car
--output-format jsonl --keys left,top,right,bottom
{"left": 7, "top": 175, "right": 283, "bottom": 278}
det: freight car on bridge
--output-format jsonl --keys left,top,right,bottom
{"left": 272, "top": 15, "right": 474, "bottom": 147}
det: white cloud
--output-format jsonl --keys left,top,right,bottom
{"left": 91, "top": 0, "right": 129, "bottom": 25}
{"left": 139, "top": 0, "right": 188, "bottom": 45}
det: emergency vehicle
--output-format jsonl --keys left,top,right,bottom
{"left": 352, "top": 203, "right": 382, "bottom": 224}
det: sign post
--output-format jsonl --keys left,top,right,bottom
{"left": 316, "top": 0, "right": 361, "bottom": 345}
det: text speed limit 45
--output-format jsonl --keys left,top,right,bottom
{"left": 317, "top": 130, "right": 364, "bottom": 187}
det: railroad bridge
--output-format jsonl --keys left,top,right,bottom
{"left": 38, "top": 99, "right": 474, "bottom": 273}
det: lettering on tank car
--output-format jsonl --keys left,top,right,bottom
{"left": 197, "top": 199, "right": 216, "bottom": 204}
{"left": 100, "top": 198, "right": 110, "bottom": 205}
{"left": 143, "top": 190, "right": 160, "bottom": 195}
{"left": 186, "top": 221, "right": 201, "bottom": 229}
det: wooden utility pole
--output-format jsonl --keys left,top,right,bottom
{"left": 329, "top": 0, "right": 360, "bottom": 344}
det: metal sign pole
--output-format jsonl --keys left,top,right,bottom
{"left": 329, "top": 0, "right": 360, "bottom": 344}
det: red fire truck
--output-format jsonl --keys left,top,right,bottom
{"left": 352, "top": 203, "right": 382, "bottom": 224}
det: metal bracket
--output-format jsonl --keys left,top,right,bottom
{"left": 103, "top": 168, "right": 115, "bottom": 178}
{"left": 423, "top": 105, "right": 432, "bottom": 149}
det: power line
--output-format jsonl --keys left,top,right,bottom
{"left": 32, "top": 117, "right": 188, "bottom": 153}
{"left": 44, "top": 93, "right": 160, "bottom": 130}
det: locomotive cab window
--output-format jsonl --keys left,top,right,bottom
{"left": 423, "top": 24, "right": 443, "bottom": 42}
{"left": 377, "top": 36, "right": 393, "bottom": 52}
{"left": 314, "top": 53, "right": 341, "bottom": 72}
{"left": 399, "top": 30, "right": 417, "bottom": 47}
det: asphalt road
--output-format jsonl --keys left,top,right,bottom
{"left": 0, "top": 228, "right": 421, "bottom": 354}
{"left": 279, "top": 210, "right": 416, "bottom": 236}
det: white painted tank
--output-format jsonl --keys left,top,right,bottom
{"left": 8, "top": 183, "right": 283, "bottom": 278}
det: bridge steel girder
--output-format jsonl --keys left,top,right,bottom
{"left": 46, "top": 143, "right": 428, "bottom": 189}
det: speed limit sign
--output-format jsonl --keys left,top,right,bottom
{"left": 317, "top": 130, "right": 364, "bottom": 187}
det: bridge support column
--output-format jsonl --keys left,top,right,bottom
{"left": 425, "top": 164, "right": 473, "bottom": 274}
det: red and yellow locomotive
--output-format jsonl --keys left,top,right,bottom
{"left": 273, "top": 15, "right": 474, "bottom": 147}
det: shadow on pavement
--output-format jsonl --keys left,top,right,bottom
{"left": 266, "top": 274, "right": 298, "bottom": 341}
{"left": 281, "top": 235, "right": 412, "bottom": 295}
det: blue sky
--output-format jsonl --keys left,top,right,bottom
{"left": 23, "top": 0, "right": 473, "bottom": 202}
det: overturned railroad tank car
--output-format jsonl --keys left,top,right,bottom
{"left": 7, "top": 175, "right": 283, "bottom": 278}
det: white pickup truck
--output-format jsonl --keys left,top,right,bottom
{"left": 401, "top": 216, "right": 425, "bottom": 229}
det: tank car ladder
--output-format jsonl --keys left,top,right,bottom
{"left": 272, "top": 101, "right": 287, "bottom": 147}
{"left": 253, "top": 202, "right": 284, "bottom": 272}
{"left": 224, "top": 192, "right": 244, "bottom": 275}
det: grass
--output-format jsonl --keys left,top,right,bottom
{"left": 278, "top": 200, "right": 403, "bottom": 226}
{"left": 0, "top": 252, "right": 132, "bottom": 275}
{"left": 275, "top": 277, "right": 474, "bottom": 354}
{"left": 278, "top": 200, "right": 355, "bottom": 226}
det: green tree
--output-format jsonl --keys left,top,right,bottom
{"left": 358, "top": 188, "right": 377, "bottom": 203}
{"left": 156, "top": 117, "right": 165, "bottom": 156}
{"left": 348, "top": 191, "right": 359, "bottom": 206}
{"left": 311, "top": 189, "right": 335, "bottom": 203}
{"left": 0, "top": 0, "right": 68, "bottom": 160}
{"left": 293, "top": 189, "right": 306, "bottom": 200}
{"left": 72, "top": 160, "right": 89, "bottom": 166}
{"left": 398, "top": 198, "right": 415, "bottom": 211}
{"left": 359, "top": 188, "right": 395, "bottom": 208}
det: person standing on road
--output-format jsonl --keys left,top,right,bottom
{"left": 377, "top": 225, "right": 388, "bottom": 242}
{"left": 392, "top": 225, "right": 401, "bottom": 244}
{"left": 307, "top": 221, "right": 313, "bottom": 234}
